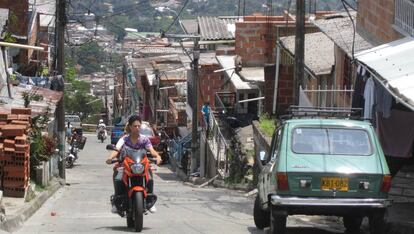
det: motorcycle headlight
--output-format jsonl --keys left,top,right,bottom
{"left": 130, "top": 163, "right": 145, "bottom": 174}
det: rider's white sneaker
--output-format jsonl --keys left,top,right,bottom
{"left": 111, "top": 204, "right": 118, "bottom": 214}
{"left": 149, "top": 205, "right": 157, "bottom": 213}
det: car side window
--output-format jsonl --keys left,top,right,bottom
{"left": 270, "top": 126, "right": 283, "bottom": 161}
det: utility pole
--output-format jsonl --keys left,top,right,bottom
{"left": 191, "top": 39, "right": 200, "bottom": 173}
{"left": 56, "top": 0, "right": 66, "bottom": 180}
{"left": 294, "top": 0, "right": 305, "bottom": 105}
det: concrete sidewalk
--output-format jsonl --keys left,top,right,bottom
{"left": 0, "top": 178, "right": 64, "bottom": 233}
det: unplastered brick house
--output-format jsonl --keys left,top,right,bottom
{"left": 0, "top": 108, "right": 32, "bottom": 198}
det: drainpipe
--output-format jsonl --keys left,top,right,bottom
{"left": 273, "top": 45, "right": 281, "bottom": 114}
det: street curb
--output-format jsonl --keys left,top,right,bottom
{"left": 0, "top": 179, "right": 64, "bottom": 233}
{"left": 168, "top": 156, "right": 189, "bottom": 182}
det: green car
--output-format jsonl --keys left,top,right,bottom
{"left": 254, "top": 118, "right": 392, "bottom": 234}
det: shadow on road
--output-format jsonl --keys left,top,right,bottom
{"left": 154, "top": 171, "right": 182, "bottom": 182}
{"left": 247, "top": 226, "right": 345, "bottom": 234}
{"left": 95, "top": 226, "right": 152, "bottom": 232}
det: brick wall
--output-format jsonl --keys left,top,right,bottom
{"left": 0, "top": 0, "right": 29, "bottom": 36}
{"left": 276, "top": 65, "right": 294, "bottom": 115}
{"left": 38, "top": 28, "right": 49, "bottom": 61}
{"left": 27, "top": 14, "right": 39, "bottom": 62}
{"left": 264, "top": 64, "right": 275, "bottom": 114}
{"left": 357, "top": 0, "right": 402, "bottom": 43}
{"left": 198, "top": 63, "right": 224, "bottom": 121}
{"left": 215, "top": 46, "right": 235, "bottom": 56}
{"left": 235, "top": 15, "right": 319, "bottom": 67}
{"left": 235, "top": 19, "right": 278, "bottom": 67}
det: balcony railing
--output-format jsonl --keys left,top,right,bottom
{"left": 395, "top": 0, "right": 414, "bottom": 37}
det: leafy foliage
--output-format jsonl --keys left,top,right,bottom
{"left": 30, "top": 111, "right": 57, "bottom": 165}
{"left": 75, "top": 42, "right": 106, "bottom": 74}
{"left": 22, "top": 91, "right": 44, "bottom": 108}
{"left": 63, "top": 58, "right": 103, "bottom": 123}
{"left": 259, "top": 114, "right": 276, "bottom": 137}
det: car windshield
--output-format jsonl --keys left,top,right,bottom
{"left": 292, "top": 127, "right": 373, "bottom": 155}
{"left": 65, "top": 116, "right": 80, "bottom": 122}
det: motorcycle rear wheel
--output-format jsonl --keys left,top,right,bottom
{"left": 133, "top": 192, "right": 144, "bottom": 232}
{"left": 65, "top": 157, "right": 74, "bottom": 168}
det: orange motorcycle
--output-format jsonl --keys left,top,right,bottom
{"left": 106, "top": 144, "right": 157, "bottom": 232}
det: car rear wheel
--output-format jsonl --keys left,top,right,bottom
{"left": 270, "top": 207, "right": 286, "bottom": 234}
{"left": 343, "top": 216, "right": 363, "bottom": 233}
{"left": 253, "top": 195, "right": 269, "bottom": 229}
{"left": 369, "top": 209, "right": 388, "bottom": 234}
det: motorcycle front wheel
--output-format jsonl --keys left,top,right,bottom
{"left": 133, "top": 192, "right": 144, "bottom": 232}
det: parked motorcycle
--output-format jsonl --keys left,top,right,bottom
{"left": 66, "top": 139, "right": 79, "bottom": 168}
{"left": 155, "top": 129, "right": 170, "bottom": 164}
{"left": 106, "top": 144, "right": 157, "bottom": 232}
{"left": 98, "top": 128, "right": 107, "bottom": 143}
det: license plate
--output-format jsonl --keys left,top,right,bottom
{"left": 321, "top": 177, "right": 349, "bottom": 191}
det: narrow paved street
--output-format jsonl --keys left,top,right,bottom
{"left": 14, "top": 133, "right": 367, "bottom": 234}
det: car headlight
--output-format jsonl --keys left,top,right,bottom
{"left": 130, "top": 163, "right": 145, "bottom": 174}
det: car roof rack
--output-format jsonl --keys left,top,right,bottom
{"left": 279, "top": 106, "right": 365, "bottom": 121}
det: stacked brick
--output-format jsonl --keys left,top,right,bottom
{"left": 0, "top": 108, "right": 31, "bottom": 198}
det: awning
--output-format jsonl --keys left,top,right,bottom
{"left": 356, "top": 37, "right": 414, "bottom": 111}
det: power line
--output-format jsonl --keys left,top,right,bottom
{"left": 163, "top": 0, "right": 189, "bottom": 34}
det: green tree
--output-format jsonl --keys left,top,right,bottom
{"left": 102, "top": 15, "right": 129, "bottom": 41}
{"left": 64, "top": 91, "right": 103, "bottom": 122}
{"left": 65, "top": 59, "right": 77, "bottom": 83}
{"left": 77, "top": 42, "right": 106, "bottom": 74}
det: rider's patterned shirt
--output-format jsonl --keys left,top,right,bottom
{"left": 115, "top": 135, "right": 152, "bottom": 150}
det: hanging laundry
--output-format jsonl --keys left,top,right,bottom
{"left": 363, "top": 77, "right": 375, "bottom": 120}
{"left": 374, "top": 79, "right": 393, "bottom": 118}
{"left": 15, "top": 74, "right": 50, "bottom": 88}
{"left": 352, "top": 65, "right": 367, "bottom": 109}
{"left": 377, "top": 109, "right": 414, "bottom": 158}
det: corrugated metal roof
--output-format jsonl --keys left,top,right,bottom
{"left": 279, "top": 32, "right": 334, "bottom": 76}
{"left": 239, "top": 67, "right": 264, "bottom": 82}
{"left": 180, "top": 19, "right": 198, "bottom": 35}
{"left": 216, "top": 55, "right": 259, "bottom": 90}
{"left": 0, "top": 86, "right": 62, "bottom": 116}
{"left": 198, "top": 16, "right": 236, "bottom": 41}
{"left": 137, "top": 47, "right": 184, "bottom": 55}
{"left": 356, "top": 37, "right": 414, "bottom": 111}
{"left": 313, "top": 11, "right": 374, "bottom": 57}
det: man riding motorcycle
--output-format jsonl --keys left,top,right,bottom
{"left": 106, "top": 115, "right": 162, "bottom": 214}
{"left": 97, "top": 119, "right": 107, "bottom": 139}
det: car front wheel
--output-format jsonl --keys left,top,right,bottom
{"left": 270, "top": 207, "right": 286, "bottom": 234}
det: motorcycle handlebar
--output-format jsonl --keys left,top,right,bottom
{"left": 148, "top": 157, "right": 157, "bottom": 163}
{"left": 110, "top": 156, "right": 156, "bottom": 164}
